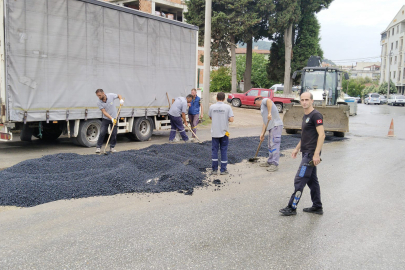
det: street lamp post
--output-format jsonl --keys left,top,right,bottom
{"left": 202, "top": 0, "right": 212, "bottom": 114}
{"left": 387, "top": 51, "right": 393, "bottom": 97}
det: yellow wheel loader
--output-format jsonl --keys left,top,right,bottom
{"left": 283, "top": 56, "right": 350, "bottom": 137}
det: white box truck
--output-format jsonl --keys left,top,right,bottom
{"left": 0, "top": 0, "right": 198, "bottom": 146}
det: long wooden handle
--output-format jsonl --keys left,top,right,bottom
{"left": 186, "top": 124, "right": 202, "bottom": 143}
{"left": 104, "top": 105, "right": 122, "bottom": 152}
{"left": 254, "top": 119, "right": 271, "bottom": 158}
{"left": 166, "top": 92, "right": 171, "bottom": 109}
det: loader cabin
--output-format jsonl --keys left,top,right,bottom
{"left": 293, "top": 67, "right": 349, "bottom": 107}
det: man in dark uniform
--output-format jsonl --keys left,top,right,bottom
{"left": 279, "top": 92, "right": 326, "bottom": 216}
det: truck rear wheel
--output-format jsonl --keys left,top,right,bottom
{"left": 275, "top": 103, "right": 283, "bottom": 113}
{"left": 76, "top": 119, "right": 102, "bottom": 147}
{"left": 20, "top": 124, "right": 33, "bottom": 142}
{"left": 334, "top": 132, "right": 345, "bottom": 137}
{"left": 231, "top": 99, "right": 241, "bottom": 107}
{"left": 285, "top": 129, "right": 297, "bottom": 134}
{"left": 128, "top": 117, "right": 153, "bottom": 141}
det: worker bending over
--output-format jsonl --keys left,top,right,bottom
{"left": 95, "top": 89, "right": 124, "bottom": 153}
{"left": 254, "top": 97, "right": 283, "bottom": 172}
{"left": 168, "top": 95, "right": 193, "bottom": 143}
{"left": 188, "top": 88, "right": 203, "bottom": 142}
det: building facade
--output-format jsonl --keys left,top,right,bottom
{"left": 380, "top": 5, "right": 405, "bottom": 94}
{"left": 106, "top": 0, "right": 187, "bottom": 22}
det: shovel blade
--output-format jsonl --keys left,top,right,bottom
{"left": 248, "top": 157, "right": 259, "bottom": 162}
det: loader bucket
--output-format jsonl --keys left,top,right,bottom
{"left": 283, "top": 103, "right": 349, "bottom": 134}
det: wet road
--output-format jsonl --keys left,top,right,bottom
{"left": 1, "top": 104, "right": 404, "bottom": 269}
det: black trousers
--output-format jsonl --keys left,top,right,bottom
{"left": 96, "top": 118, "right": 118, "bottom": 148}
{"left": 288, "top": 152, "right": 323, "bottom": 209}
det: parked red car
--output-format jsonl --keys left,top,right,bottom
{"left": 227, "top": 88, "right": 294, "bottom": 112}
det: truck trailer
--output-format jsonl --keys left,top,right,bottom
{"left": 0, "top": 0, "right": 198, "bottom": 146}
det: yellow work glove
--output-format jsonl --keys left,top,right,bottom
{"left": 225, "top": 131, "right": 230, "bottom": 137}
{"left": 111, "top": 118, "right": 117, "bottom": 125}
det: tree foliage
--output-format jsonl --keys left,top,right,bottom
{"left": 210, "top": 67, "right": 232, "bottom": 92}
{"left": 291, "top": 13, "right": 323, "bottom": 78}
{"left": 237, "top": 53, "right": 276, "bottom": 88}
{"left": 378, "top": 81, "right": 397, "bottom": 95}
{"left": 185, "top": 0, "right": 262, "bottom": 66}
{"left": 342, "top": 78, "right": 365, "bottom": 97}
{"left": 267, "top": 0, "right": 334, "bottom": 83}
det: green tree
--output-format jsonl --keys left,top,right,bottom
{"left": 291, "top": 13, "right": 323, "bottom": 80}
{"left": 267, "top": 34, "right": 285, "bottom": 83}
{"left": 185, "top": 0, "right": 275, "bottom": 92}
{"left": 237, "top": 53, "right": 276, "bottom": 88}
{"left": 210, "top": 67, "right": 231, "bottom": 92}
{"left": 378, "top": 80, "right": 397, "bottom": 95}
{"left": 267, "top": 0, "right": 334, "bottom": 85}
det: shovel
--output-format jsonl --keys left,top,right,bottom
{"left": 185, "top": 124, "right": 202, "bottom": 143}
{"left": 248, "top": 119, "right": 270, "bottom": 162}
{"left": 103, "top": 104, "right": 122, "bottom": 155}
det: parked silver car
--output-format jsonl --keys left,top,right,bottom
{"left": 388, "top": 95, "right": 405, "bottom": 106}
{"left": 364, "top": 93, "right": 381, "bottom": 105}
{"left": 380, "top": 95, "right": 388, "bottom": 104}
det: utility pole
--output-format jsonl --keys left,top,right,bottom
{"left": 387, "top": 51, "right": 392, "bottom": 97}
{"left": 202, "top": 0, "right": 212, "bottom": 114}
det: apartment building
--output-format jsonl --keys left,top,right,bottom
{"left": 380, "top": 5, "right": 405, "bottom": 94}
{"left": 351, "top": 62, "right": 381, "bottom": 82}
{"left": 106, "top": 0, "right": 187, "bottom": 22}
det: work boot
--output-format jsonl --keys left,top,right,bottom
{"left": 220, "top": 170, "right": 229, "bottom": 175}
{"left": 95, "top": 148, "right": 101, "bottom": 154}
{"left": 110, "top": 147, "right": 116, "bottom": 153}
{"left": 259, "top": 163, "right": 270, "bottom": 167}
{"left": 266, "top": 164, "right": 278, "bottom": 172}
{"left": 303, "top": 206, "right": 323, "bottom": 215}
{"left": 279, "top": 206, "right": 296, "bottom": 216}
{"left": 168, "top": 140, "right": 175, "bottom": 144}
{"left": 211, "top": 170, "right": 218, "bottom": 175}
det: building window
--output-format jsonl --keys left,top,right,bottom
{"left": 391, "top": 43, "right": 394, "bottom": 50}
{"left": 392, "top": 28, "right": 395, "bottom": 35}
{"left": 403, "top": 68, "right": 405, "bottom": 78}
{"left": 395, "top": 56, "right": 397, "bottom": 64}
{"left": 396, "top": 41, "right": 398, "bottom": 49}
{"left": 394, "top": 71, "right": 396, "bottom": 79}
{"left": 397, "top": 25, "right": 399, "bottom": 34}
{"left": 390, "top": 57, "right": 392, "bottom": 64}
{"left": 400, "top": 71, "right": 402, "bottom": 81}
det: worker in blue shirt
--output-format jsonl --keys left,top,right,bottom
{"left": 188, "top": 88, "right": 203, "bottom": 141}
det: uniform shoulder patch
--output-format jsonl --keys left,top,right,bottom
{"left": 317, "top": 119, "right": 323, "bottom": 124}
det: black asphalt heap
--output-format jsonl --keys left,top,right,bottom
{"left": 0, "top": 135, "right": 345, "bottom": 207}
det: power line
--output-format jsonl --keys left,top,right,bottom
{"left": 329, "top": 56, "right": 381, "bottom": 62}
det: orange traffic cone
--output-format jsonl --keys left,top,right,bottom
{"left": 387, "top": 118, "right": 395, "bottom": 137}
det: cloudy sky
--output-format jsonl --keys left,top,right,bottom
{"left": 317, "top": 0, "right": 404, "bottom": 66}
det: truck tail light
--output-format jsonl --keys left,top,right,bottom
{"left": 0, "top": 132, "right": 12, "bottom": 141}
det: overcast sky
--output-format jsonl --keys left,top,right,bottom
{"left": 317, "top": 0, "right": 404, "bottom": 66}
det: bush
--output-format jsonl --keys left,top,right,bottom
{"left": 210, "top": 67, "right": 231, "bottom": 92}
{"left": 378, "top": 80, "right": 397, "bottom": 95}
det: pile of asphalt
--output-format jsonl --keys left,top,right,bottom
{"left": 0, "top": 135, "right": 345, "bottom": 207}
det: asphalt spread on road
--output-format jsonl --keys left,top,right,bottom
{"left": 0, "top": 135, "right": 345, "bottom": 207}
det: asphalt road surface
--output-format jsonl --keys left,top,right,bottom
{"left": 1, "top": 104, "right": 404, "bottom": 269}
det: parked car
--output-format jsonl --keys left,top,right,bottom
{"left": 354, "top": 96, "right": 361, "bottom": 103}
{"left": 344, "top": 94, "right": 356, "bottom": 103}
{"left": 364, "top": 93, "right": 381, "bottom": 105}
{"left": 379, "top": 95, "right": 388, "bottom": 104}
{"left": 270, "top": 84, "right": 299, "bottom": 92}
{"left": 227, "top": 88, "right": 293, "bottom": 112}
{"left": 270, "top": 84, "right": 284, "bottom": 92}
{"left": 387, "top": 95, "right": 405, "bottom": 106}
